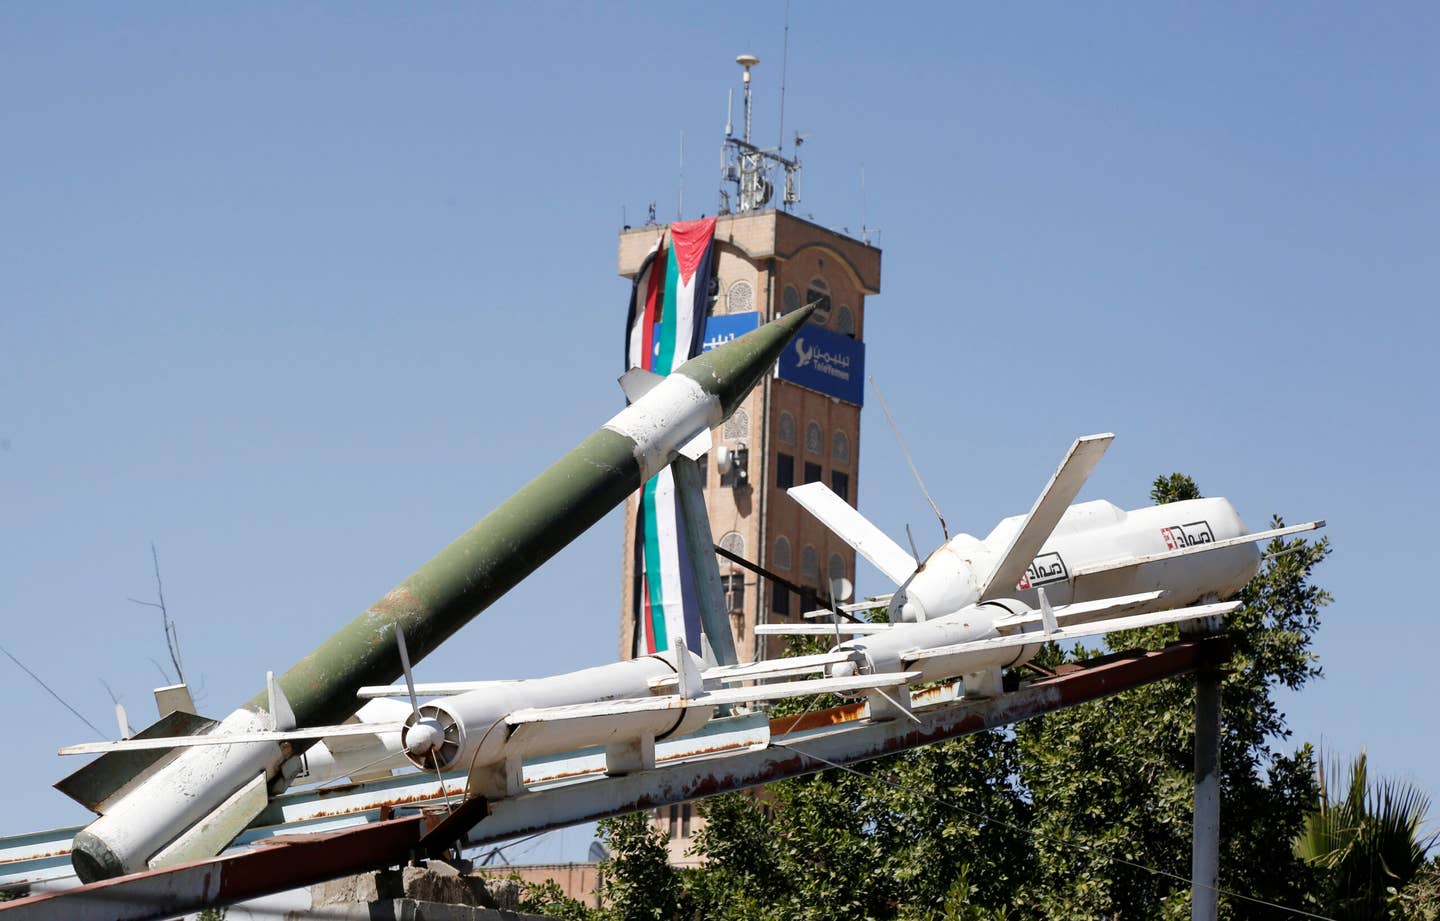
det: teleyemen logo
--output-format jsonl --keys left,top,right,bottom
{"left": 795, "top": 338, "right": 815, "bottom": 368}
{"left": 792, "top": 337, "right": 853, "bottom": 381}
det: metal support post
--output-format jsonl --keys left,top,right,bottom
{"left": 1190, "top": 635, "right": 1222, "bottom": 921}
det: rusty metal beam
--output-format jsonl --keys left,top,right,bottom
{"left": 1, "top": 637, "right": 1226, "bottom": 921}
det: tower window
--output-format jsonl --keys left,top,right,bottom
{"left": 722, "top": 574, "right": 745, "bottom": 612}
{"left": 805, "top": 422, "right": 823, "bottom": 455}
{"left": 832, "top": 431, "right": 850, "bottom": 465}
{"left": 726, "top": 280, "right": 755, "bottom": 314}
{"left": 776, "top": 453, "right": 795, "bottom": 490}
{"left": 782, "top": 285, "right": 801, "bottom": 315}
{"left": 831, "top": 470, "right": 850, "bottom": 503}
{"left": 806, "top": 277, "right": 832, "bottom": 325}
{"left": 804, "top": 462, "right": 823, "bottom": 485}
{"left": 777, "top": 412, "right": 796, "bottom": 446}
{"left": 773, "top": 536, "right": 792, "bottom": 570}
{"left": 772, "top": 584, "right": 791, "bottom": 616}
{"left": 800, "top": 545, "right": 819, "bottom": 582}
{"left": 723, "top": 409, "right": 750, "bottom": 441}
{"left": 835, "top": 304, "right": 856, "bottom": 338}
{"left": 718, "top": 531, "right": 746, "bottom": 560}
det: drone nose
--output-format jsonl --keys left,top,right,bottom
{"left": 406, "top": 718, "right": 445, "bottom": 756}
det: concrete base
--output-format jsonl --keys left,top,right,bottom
{"left": 292, "top": 899, "right": 558, "bottom": 920}
{"left": 306, "top": 864, "right": 556, "bottom": 920}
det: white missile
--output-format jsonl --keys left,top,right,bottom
{"left": 65, "top": 633, "right": 916, "bottom": 802}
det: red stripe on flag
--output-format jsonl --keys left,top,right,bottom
{"left": 639, "top": 243, "right": 664, "bottom": 371}
{"left": 669, "top": 217, "right": 717, "bottom": 286}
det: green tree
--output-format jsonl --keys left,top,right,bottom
{"left": 1295, "top": 751, "right": 1437, "bottom": 920}
{"left": 1014, "top": 480, "right": 1331, "bottom": 917}
{"left": 680, "top": 471, "right": 1332, "bottom": 920}
{"left": 595, "top": 811, "right": 685, "bottom": 921}
{"left": 514, "top": 876, "right": 597, "bottom": 921}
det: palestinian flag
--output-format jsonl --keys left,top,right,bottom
{"left": 624, "top": 218, "right": 718, "bottom": 656}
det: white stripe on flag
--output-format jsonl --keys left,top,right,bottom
{"left": 652, "top": 467, "right": 687, "bottom": 650}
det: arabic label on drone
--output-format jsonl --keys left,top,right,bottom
{"left": 1017, "top": 552, "right": 1069, "bottom": 590}
{"left": 1160, "top": 521, "right": 1216, "bottom": 550}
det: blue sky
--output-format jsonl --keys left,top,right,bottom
{"left": 2, "top": 3, "right": 1436, "bottom": 864}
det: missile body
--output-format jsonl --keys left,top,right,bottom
{"left": 832, "top": 599, "right": 1039, "bottom": 684}
{"left": 400, "top": 650, "right": 711, "bottom": 774}
{"left": 70, "top": 305, "right": 815, "bottom": 882}
{"left": 890, "top": 497, "right": 1259, "bottom": 624}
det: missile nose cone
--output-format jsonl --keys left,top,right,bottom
{"left": 406, "top": 719, "right": 444, "bottom": 756}
{"left": 677, "top": 302, "right": 817, "bottom": 418}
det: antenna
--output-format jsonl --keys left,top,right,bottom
{"left": 778, "top": 0, "right": 791, "bottom": 150}
{"left": 725, "top": 88, "right": 734, "bottom": 138}
{"left": 719, "top": 53, "right": 801, "bottom": 214}
{"left": 737, "top": 53, "right": 758, "bottom": 143}
{"left": 870, "top": 376, "right": 950, "bottom": 542}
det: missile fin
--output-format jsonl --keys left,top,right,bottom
{"left": 672, "top": 637, "right": 704, "bottom": 699}
{"left": 677, "top": 428, "right": 712, "bottom": 461}
{"left": 1068, "top": 520, "right": 1327, "bottom": 579}
{"left": 146, "top": 772, "right": 269, "bottom": 871}
{"left": 901, "top": 601, "right": 1240, "bottom": 663}
{"left": 267, "top": 672, "right": 296, "bottom": 732}
{"left": 619, "top": 367, "right": 665, "bottom": 403}
{"left": 787, "top": 482, "right": 917, "bottom": 585}
{"left": 755, "top": 622, "right": 895, "bottom": 636}
{"left": 55, "top": 710, "right": 218, "bottom": 813}
{"left": 978, "top": 434, "right": 1114, "bottom": 601}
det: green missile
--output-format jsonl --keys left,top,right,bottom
{"left": 69, "top": 303, "right": 813, "bottom": 881}
{"left": 267, "top": 301, "right": 812, "bottom": 729}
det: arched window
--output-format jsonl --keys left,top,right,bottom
{"left": 777, "top": 412, "right": 796, "bottom": 446}
{"left": 781, "top": 285, "right": 801, "bottom": 315}
{"left": 800, "top": 545, "right": 820, "bottom": 582}
{"left": 835, "top": 304, "right": 856, "bottom": 337}
{"left": 831, "top": 430, "right": 850, "bottom": 465}
{"left": 805, "top": 421, "right": 823, "bottom": 455}
{"left": 726, "top": 279, "right": 754, "bottom": 314}
{"left": 805, "top": 277, "right": 831, "bottom": 325}
{"left": 773, "top": 536, "right": 792, "bottom": 571}
{"left": 718, "top": 531, "right": 746, "bottom": 559}
{"left": 723, "top": 409, "right": 750, "bottom": 441}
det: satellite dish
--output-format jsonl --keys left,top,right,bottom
{"left": 736, "top": 53, "right": 759, "bottom": 68}
{"left": 588, "top": 840, "right": 609, "bottom": 863}
{"left": 715, "top": 444, "right": 733, "bottom": 475}
{"left": 829, "top": 577, "right": 854, "bottom": 604}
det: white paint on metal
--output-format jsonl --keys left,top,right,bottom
{"left": 73, "top": 707, "right": 284, "bottom": 876}
{"left": 978, "top": 434, "right": 1114, "bottom": 601}
{"left": 755, "top": 622, "right": 894, "bottom": 635}
{"left": 146, "top": 772, "right": 268, "bottom": 871}
{"left": 59, "top": 719, "right": 406, "bottom": 756}
{"left": 900, "top": 602, "right": 1239, "bottom": 665}
{"left": 265, "top": 672, "right": 295, "bottom": 732}
{"left": 991, "top": 590, "right": 1166, "bottom": 630}
{"left": 786, "top": 482, "right": 917, "bottom": 584}
{"left": 1069, "top": 520, "right": 1325, "bottom": 577}
{"left": 602, "top": 373, "right": 722, "bottom": 482}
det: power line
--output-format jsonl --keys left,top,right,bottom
{"left": 768, "top": 738, "right": 1336, "bottom": 921}
{"left": 1, "top": 643, "right": 106, "bottom": 739}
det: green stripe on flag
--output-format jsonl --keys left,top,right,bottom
{"left": 641, "top": 477, "right": 668, "bottom": 650}
{"left": 654, "top": 245, "right": 682, "bottom": 373}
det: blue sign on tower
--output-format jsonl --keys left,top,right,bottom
{"left": 776, "top": 322, "right": 865, "bottom": 406}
